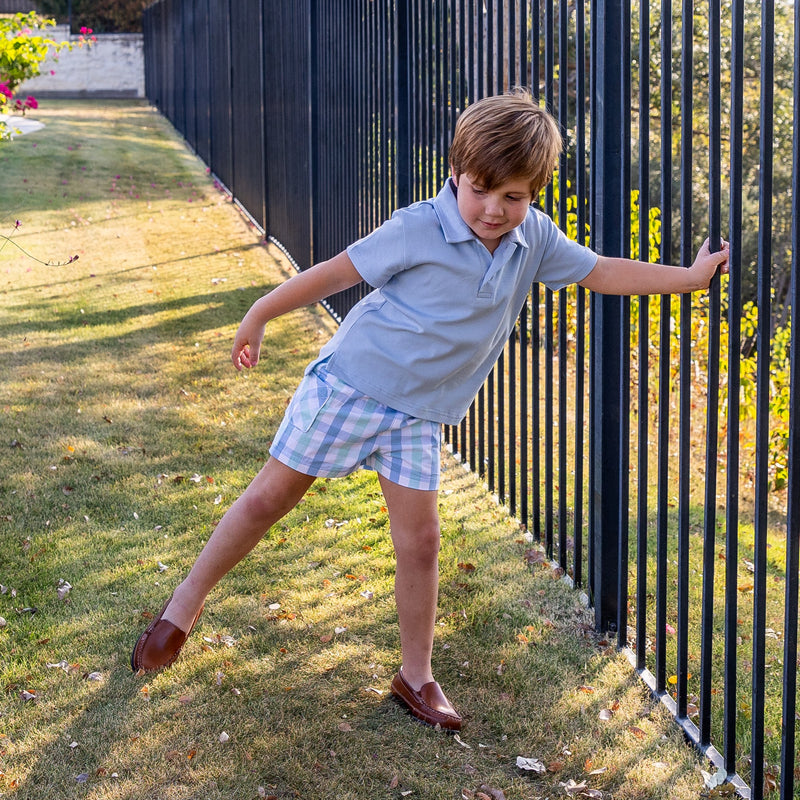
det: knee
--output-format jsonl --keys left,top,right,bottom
{"left": 239, "top": 484, "right": 293, "bottom": 528}
{"left": 394, "top": 519, "right": 441, "bottom": 566}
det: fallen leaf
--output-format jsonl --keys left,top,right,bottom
{"left": 628, "top": 725, "right": 646, "bottom": 739}
{"left": 458, "top": 563, "right": 476, "bottom": 572}
{"left": 218, "top": 731, "right": 229, "bottom": 743}
{"left": 578, "top": 684, "right": 595, "bottom": 693}
{"left": 598, "top": 708, "right": 613, "bottom": 721}
{"left": 478, "top": 787, "right": 507, "bottom": 800}
{"left": 516, "top": 756, "right": 546, "bottom": 773}
{"left": 453, "top": 734, "right": 471, "bottom": 749}
{"left": 561, "top": 779, "right": 588, "bottom": 795}
{"left": 338, "top": 722, "right": 353, "bottom": 732}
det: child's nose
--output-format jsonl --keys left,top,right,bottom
{"left": 485, "top": 196, "right": 504, "bottom": 216}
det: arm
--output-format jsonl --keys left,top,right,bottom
{"left": 579, "top": 237, "right": 729, "bottom": 296}
{"left": 232, "top": 250, "right": 362, "bottom": 370}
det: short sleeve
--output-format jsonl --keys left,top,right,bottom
{"left": 531, "top": 209, "right": 598, "bottom": 291}
{"left": 346, "top": 210, "right": 408, "bottom": 288}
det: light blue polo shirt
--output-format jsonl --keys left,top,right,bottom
{"left": 310, "top": 179, "right": 597, "bottom": 426}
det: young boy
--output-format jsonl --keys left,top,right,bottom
{"left": 131, "top": 90, "right": 729, "bottom": 731}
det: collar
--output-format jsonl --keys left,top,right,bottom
{"left": 432, "top": 178, "right": 529, "bottom": 250}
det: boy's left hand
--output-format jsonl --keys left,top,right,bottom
{"left": 690, "top": 238, "right": 730, "bottom": 287}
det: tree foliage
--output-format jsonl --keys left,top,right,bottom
{"left": 36, "top": 0, "right": 149, "bottom": 33}
{"left": 631, "top": 0, "right": 796, "bottom": 325}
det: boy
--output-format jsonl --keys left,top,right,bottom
{"left": 132, "top": 90, "right": 729, "bottom": 731}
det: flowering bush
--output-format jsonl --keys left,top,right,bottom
{"left": 0, "top": 13, "right": 64, "bottom": 93}
{"left": 0, "top": 13, "right": 93, "bottom": 139}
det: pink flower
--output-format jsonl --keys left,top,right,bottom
{"left": 0, "top": 83, "right": 12, "bottom": 99}
{"left": 24, "top": 96, "right": 37, "bottom": 110}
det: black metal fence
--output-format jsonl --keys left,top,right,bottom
{"left": 143, "top": 2, "right": 800, "bottom": 797}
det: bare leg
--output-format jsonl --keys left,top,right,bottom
{"left": 378, "top": 474, "right": 441, "bottom": 691}
{"left": 162, "top": 458, "right": 315, "bottom": 632}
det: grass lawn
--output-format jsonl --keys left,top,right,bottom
{"left": 0, "top": 100, "right": 709, "bottom": 800}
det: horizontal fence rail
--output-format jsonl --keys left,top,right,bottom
{"left": 143, "top": 1, "right": 799, "bottom": 796}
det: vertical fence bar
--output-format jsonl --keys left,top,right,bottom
{"left": 699, "top": 0, "right": 722, "bottom": 749}
{"left": 573, "top": 0, "right": 586, "bottom": 588}
{"left": 590, "top": 0, "right": 624, "bottom": 632}
{"left": 396, "top": 0, "right": 411, "bottom": 209}
{"left": 723, "top": 0, "right": 744, "bottom": 777}
{"left": 530, "top": 0, "right": 541, "bottom": 544}
{"left": 543, "top": 0, "right": 555, "bottom": 559}
{"left": 655, "top": 0, "right": 673, "bottom": 696}
{"left": 557, "top": 0, "right": 569, "bottom": 572}
{"left": 634, "top": 0, "right": 650, "bottom": 674}
{"left": 676, "top": 0, "right": 693, "bottom": 722}
{"left": 750, "top": 3, "right": 774, "bottom": 796}
{"left": 779, "top": 5, "right": 800, "bottom": 794}
{"left": 615, "top": 0, "right": 631, "bottom": 649}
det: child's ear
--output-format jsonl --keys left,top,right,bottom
{"left": 450, "top": 166, "right": 459, "bottom": 186}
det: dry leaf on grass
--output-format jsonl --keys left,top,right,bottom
{"left": 516, "top": 756, "right": 546, "bottom": 773}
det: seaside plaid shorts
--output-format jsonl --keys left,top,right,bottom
{"left": 269, "top": 361, "right": 442, "bottom": 492}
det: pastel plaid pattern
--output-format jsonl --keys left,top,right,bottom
{"left": 270, "top": 362, "right": 441, "bottom": 491}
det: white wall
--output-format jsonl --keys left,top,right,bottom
{"left": 18, "top": 25, "right": 144, "bottom": 99}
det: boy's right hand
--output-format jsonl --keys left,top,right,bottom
{"left": 231, "top": 317, "right": 265, "bottom": 371}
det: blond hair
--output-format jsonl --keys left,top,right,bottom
{"left": 448, "top": 89, "right": 562, "bottom": 195}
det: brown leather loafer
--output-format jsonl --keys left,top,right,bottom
{"left": 390, "top": 670, "right": 462, "bottom": 731}
{"left": 131, "top": 596, "right": 204, "bottom": 673}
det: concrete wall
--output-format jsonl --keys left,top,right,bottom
{"left": 18, "top": 25, "right": 144, "bottom": 99}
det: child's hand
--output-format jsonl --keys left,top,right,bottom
{"left": 231, "top": 315, "right": 265, "bottom": 371}
{"left": 690, "top": 237, "right": 730, "bottom": 287}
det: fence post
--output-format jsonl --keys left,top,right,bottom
{"left": 395, "top": 0, "right": 411, "bottom": 209}
{"left": 590, "top": 0, "right": 626, "bottom": 634}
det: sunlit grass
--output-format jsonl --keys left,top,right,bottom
{"left": 0, "top": 100, "right": 710, "bottom": 799}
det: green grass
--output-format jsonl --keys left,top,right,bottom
{"left": 0, "top": 100, "right": 709, "bottom": 799}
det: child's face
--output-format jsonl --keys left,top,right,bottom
{"left": 451, "top": 171, "right": 532, "bottom": 254}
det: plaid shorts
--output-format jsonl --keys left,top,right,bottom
{"left": 269, "top": 360, "right": 442, "bottom": 491}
